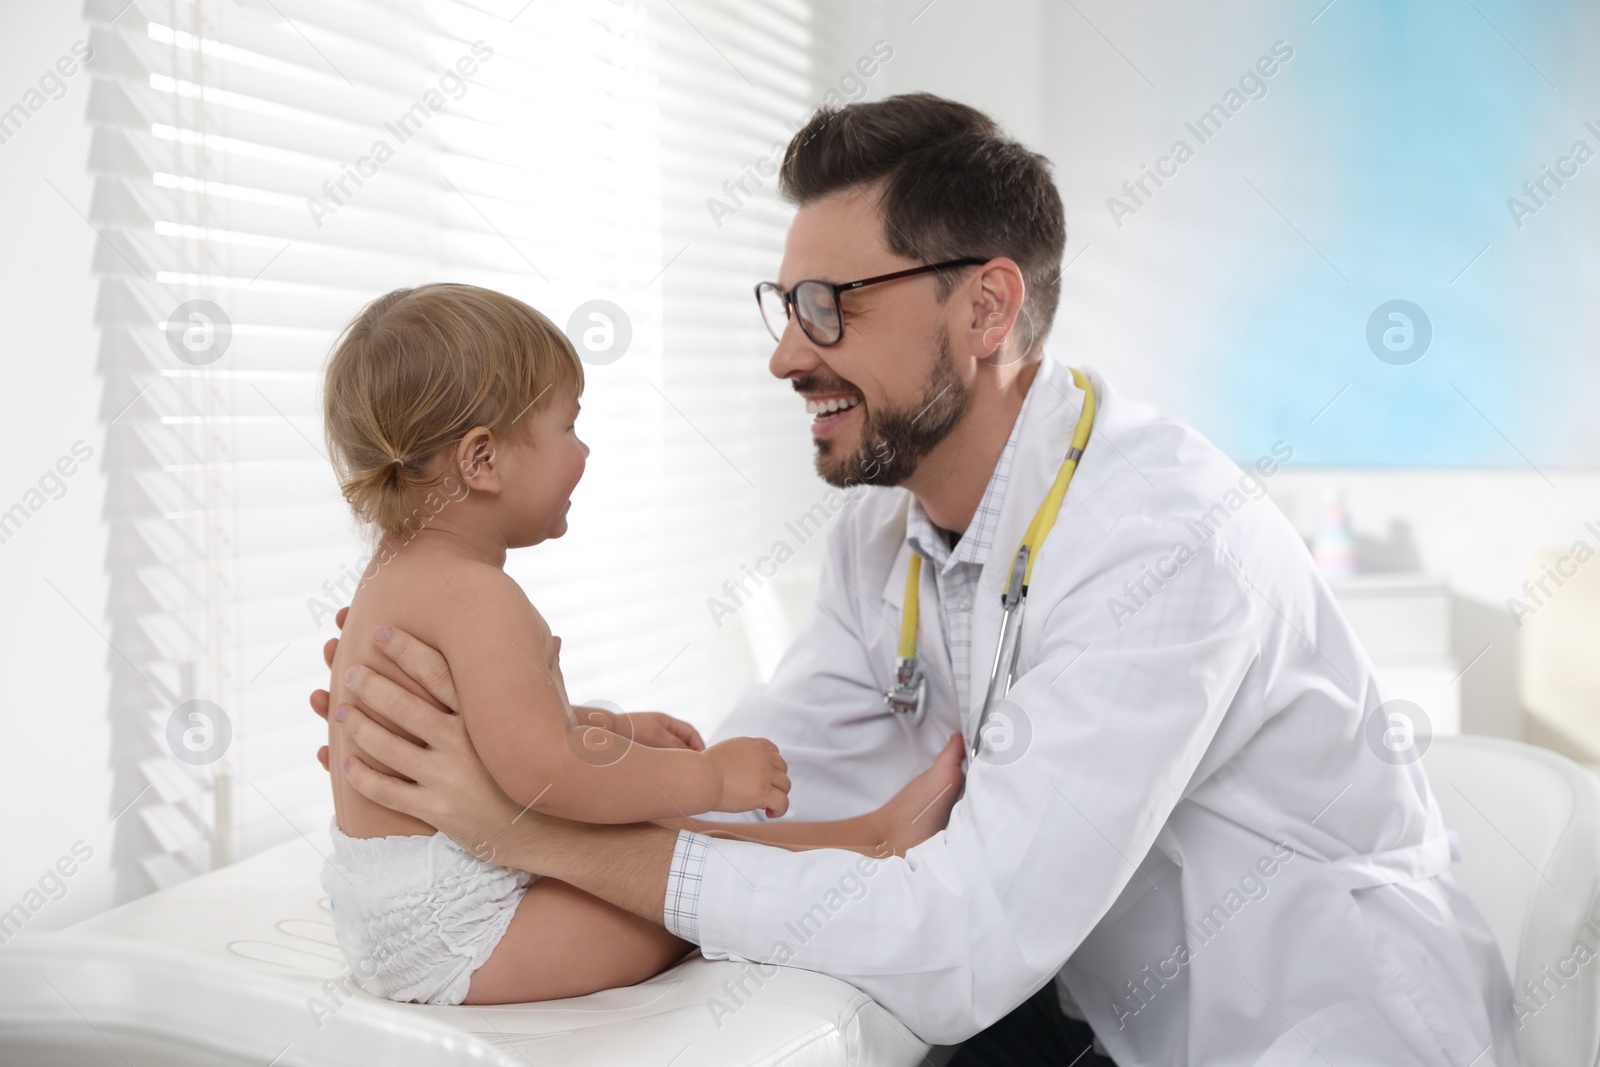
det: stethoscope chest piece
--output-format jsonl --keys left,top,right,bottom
{"left": 885, "top": 655, "right": 928, "bottom": 727}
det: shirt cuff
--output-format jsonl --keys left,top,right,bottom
{"left": 662, "top": 829, "right": 711, "bottom": 942}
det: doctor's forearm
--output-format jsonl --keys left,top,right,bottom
{"left": 493, "top": 815, "right": 676, "bottom": 925}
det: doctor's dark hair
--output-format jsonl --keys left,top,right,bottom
{"left": 322, "top": 283, "right": 583, "bottom": 540}
{"left": 778, "top": 93, "right": 1066, "bottom": 354}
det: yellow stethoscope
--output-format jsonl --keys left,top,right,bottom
{"left": 884, "top": 367, "right": 1096, "bottom": 759}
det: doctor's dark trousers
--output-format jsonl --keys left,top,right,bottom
{"left": 946, "top": 983, "right": 1118, "bottom": 1066}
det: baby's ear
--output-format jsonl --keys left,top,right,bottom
{"left": 454, "top": 426, "right": 501, "bottom": 492}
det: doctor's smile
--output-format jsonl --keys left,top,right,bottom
{"left": 802, "top": 390, "right": 861, "bottom": 434}
{"left": 16, "top": 10, "right": 1590, "bottom": 1065}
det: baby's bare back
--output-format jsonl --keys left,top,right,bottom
{"left": 327, "top": 545, "right": 474, "bottom": 839}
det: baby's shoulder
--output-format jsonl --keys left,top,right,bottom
{"left": 409, "top": 554, "right": 547, "bottom": 630}
{"left": 355, "top": 552, "right": 537, "bottom": 625}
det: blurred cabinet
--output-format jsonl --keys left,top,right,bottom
{"left": 1331, "top": 574, "right": 1462, "bottom": 736}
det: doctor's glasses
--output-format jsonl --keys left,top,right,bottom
{"left": 754, "top": 257, "right": 987, "bottom": 347}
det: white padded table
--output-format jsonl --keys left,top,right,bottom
{"left": 0, "top": 832, "right": 931, "bottom": 1066}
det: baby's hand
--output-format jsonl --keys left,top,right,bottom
{"left": 704, "top": 737, "right": 790, "bottom": 818}
{"left": 624, "top": 712, "right": 705, "bottom": 751}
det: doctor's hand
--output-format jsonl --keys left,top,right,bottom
{"left": 310, "top": 605, "right": 351, "bottom": 772}
{"left": 622, "top": 712, "right": 706, "bottom": 752}
{"left": 870, "top": 733, "right": 966, "bottom": 856}
{"left": 334, "top": 627, "right": 528, "bottom": 858}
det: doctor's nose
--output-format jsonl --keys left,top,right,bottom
{"left": 767, "top": 316, "right": 823, "bottom": 382}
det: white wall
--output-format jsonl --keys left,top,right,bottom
{"left": 0, "top": 5, "right": 116, "bottom": 934}
{"left": 816, "top": 0, "right": 1046, "bottom": 147}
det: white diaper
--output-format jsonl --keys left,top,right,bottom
{"left": 320, "top": 819, "right": 534, "bottom": 1005}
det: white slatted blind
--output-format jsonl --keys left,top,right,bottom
{"left": 86, "top": 0, "right": 822, "bottom": 896}
{"left": 614, "top": 0, "right": 822, "bottom": 716}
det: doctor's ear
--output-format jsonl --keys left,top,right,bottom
{"left": 957, "top": 257, "right": 1028, "bottom": 366}
{"left": 452, "top": 427, "right": 502, "bottom": 493}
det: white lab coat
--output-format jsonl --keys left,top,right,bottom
{"left": 702, "top": 358, "right": 1520, "bottom": 1065}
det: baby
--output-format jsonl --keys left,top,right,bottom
{"left": 319, "top": 283, "right": 964, "bottom": 1006}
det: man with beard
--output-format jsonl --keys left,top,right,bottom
{"left": 320, "top": 94, "right": 1518, "bottom": 1065}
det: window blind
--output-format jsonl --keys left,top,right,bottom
{"left": 86, "top": 0, "right": 822, "bottom": 896}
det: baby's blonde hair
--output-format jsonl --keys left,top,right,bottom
{"left": 323, "top": 283, "right": 584, "bottom": 540}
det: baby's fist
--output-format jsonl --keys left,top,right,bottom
{"left": 704, "top": 737, "right": 790, "bottom": 818}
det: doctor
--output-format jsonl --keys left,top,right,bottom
{"left": 318, "top": 93, "right": 1519, "bottom": 1065}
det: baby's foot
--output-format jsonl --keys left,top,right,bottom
{"left": 874, "top": 733, "right": 966, "bottom": 856}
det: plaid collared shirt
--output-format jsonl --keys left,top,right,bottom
{"left": 899, "top": 394, "right": 1031, "bottom": 716}
{"left": 662, "top": 388, "right": 1038, "bottom": 943}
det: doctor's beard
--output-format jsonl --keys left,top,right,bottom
{"left": 812, "top": 326, "right": 969, "bottom": 488}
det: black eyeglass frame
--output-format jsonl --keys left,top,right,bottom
{"left": 754, "top": 256, "right": 988, "bottom": 347}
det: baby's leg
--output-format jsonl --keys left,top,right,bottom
{"left": 464, "top": 877, "right": 697, "bottom": 1004}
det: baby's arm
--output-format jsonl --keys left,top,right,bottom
{"left": 428, "top": 563, "right": 789, "bottom": 824}
{"left": 655, "top": 732, "right": 967, "bottom": 858}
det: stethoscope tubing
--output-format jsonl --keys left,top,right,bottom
{"left": 885, "top": 366, "right": 1096, "bottom": 759}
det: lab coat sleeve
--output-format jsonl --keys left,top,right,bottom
{"left": 689, "top": 522, "right": 1262, "bottom": 1043}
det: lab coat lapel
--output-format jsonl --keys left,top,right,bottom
{"left": 966, "top": 358, "right": 1084, "bottom": 724}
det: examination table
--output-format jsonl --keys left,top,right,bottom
{"left": 0, "top": 830, "right": 931, "bottom": 1066}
